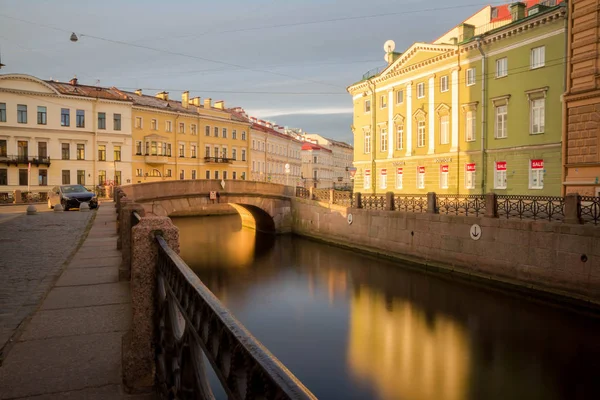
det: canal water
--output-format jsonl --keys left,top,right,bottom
{"left": 173, "top": 214, "right": 600, "bottom": 400}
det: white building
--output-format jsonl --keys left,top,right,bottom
{"left": 301, "top": 142, "right": 334, "bottom": 188}
{"left": 302, "top": 133, "right": 354, "bottom": 190}
{"left": 0, "top": 74, "right": 133, "bottom": 198}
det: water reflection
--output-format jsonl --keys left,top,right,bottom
{"left": 173, "top": 215, "right": 600, "bottom": 400}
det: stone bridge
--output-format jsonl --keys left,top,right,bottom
{"left": 119, "top": 180, "right": 294, "bottom": 233}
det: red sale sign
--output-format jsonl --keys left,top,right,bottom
{"left": 440, "top": 165, "right": 449, "bottom": 173}
{"left": 531, "top": 159, "right": 544, "bottom": 170}
{"left": 381, "top": 169, "right": 387, "bottom": 175}
{"left": 397, "top": 168, "right": 403, "bottom": 174}
{"left": 418, "top": 166, "right": 425, "bottom": 174}
{"left": 466, "top": 163, "right": 476, "bottom": 172}
{"left": 496, "top": 161, "right": 507, "bottom": 171}
{"left": 365, "top": 169, "right": 371, "bottom": 176}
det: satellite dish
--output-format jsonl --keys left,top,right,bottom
{"left": 383, "top": 40, "right": 396, "bottom": 53}
{"left": 384, "top": 53, "right": 390, "bottom": 63}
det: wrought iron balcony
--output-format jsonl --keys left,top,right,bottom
{"left": 204, "top": 156, "right": 233, "bottom": 164}
{"left": 0, "top": 155, "right": 51, "bottom": 166}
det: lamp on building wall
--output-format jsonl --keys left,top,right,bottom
{"left": 70, "top": 33, "right": 79, "bottom": 42}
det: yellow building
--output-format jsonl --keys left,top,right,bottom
{"left": 116, "top": 89, "right": 250, "bottom": 182}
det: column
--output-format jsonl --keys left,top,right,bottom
{"left": 451, "top": 68, "right": 459, "bottom": 152}
{"left": 428, "top": 75, "right": 435, "bottom": 155}
{"left": 406, "top": 82, "right": 413, "bottom": 157}
{"left": 388, "top": 89, "right": 394, "bottom": 158}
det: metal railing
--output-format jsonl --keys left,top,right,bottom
{"left": 497, "top": 195, "right": 565, "bottom": 222}
{"left": 333, "top": 190, "right": 352, "bottom": 206}
{"left": 362, "top": 194, "right": 387, "bottom": 210}
{"left": 0, "top": 155, "right": 51, "bottom": 166}
{"left": 437, "top": 194, "right": 486, "bottom": 216}
{"left": 393, "top": 194, "right": 428, "bottom": 213}
{"left": 154, "top": 234, "right": 316, "bottom": 400}
{"left": 204, "top": 156, "right": 234, "bottom": 164}
{"left": 296, "top": 187, "right": 310, "bottom": 199}
{"left": 313, "top": 189, "right": 330, "bottom": 202}
{"left": 580, "top": 196, "right": 600, "bottom": 226}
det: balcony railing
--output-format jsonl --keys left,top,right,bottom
{"left": 204, "top": 156, "right": 234, "bottom": 164}
{"left": 0, "top": 155, "right": 51, "bottom": 166}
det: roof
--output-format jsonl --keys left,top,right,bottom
{"left": 45, "top": 81, "right": 131, "bottom": 101}
{"left": 116, "top": 90, "right": 200, "bottom": 115}
{"left": 302, "top": 142, "right": 332, "bottom": 153}
{"left": 251, "top": 121, "right": 303, "bottom": 143}
{"left": 491, "top": 0, "right": 563, "bottom": 22}
{"left": 327, "top": 138, "right": 353, "bottom": 149}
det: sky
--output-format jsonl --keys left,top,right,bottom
{"left": 0, "top": 0, "right": 496, "bottom": 144}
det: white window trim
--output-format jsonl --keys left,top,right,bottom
{"left": 417, "top": 83, "right": 425, "bottom": 99}
{"left": 530, "top": 98, "right": 545, "bottom": 135}
{"left": 380, "top": 95, "right": 387, "bottom": 109}
{"left": 417, "top": 168, "right": 425, "bottom": 189}
{"left": 495, "top": 105, "right": 508, "bottom": 139}
{"left": 496, "top": 57, "right": 508, "bottom": 78}
{"left": 466, "top": 68, "right": 476, "bottom": 86}
{"left": 440, "top": 167, "right": 449, "bottom": 189}
{"left": 440, "top": 115, "right": 449, "bottom": 145}
{"left": 396, "top": 171, "right": 403, "bottom": 189}
{"left": 466, "top": 111, "right": 476, "bottom": 142}
{"left": 530, "top": 46, "right": 545, "bottom": 69}
{"left": 364, "top": 100, "right": 371, "bottom": 113}
{"left": 440, "top": 76, "right": 449, "bottom": 93}
{"left": 529, "top": 161, "right": 544, "bottom": 190}
{"left": 396, "top": 90, "right": 404, "bottom": 104}
{"left": 494, "top": 163, "right": 507, "bottom": 190}
{"left": 417, "top": 121, "right": 426, "bottom": 147}
{"left": 465, "top": 169, "right": 476, "bottom": 190}
{"left": 379, "top": 170, "right": 387, "bottom": 189}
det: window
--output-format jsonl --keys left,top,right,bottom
{"left": 136, "top": 169, "right": 143, "bottom": 177}
{"left": 221, "top": 148, "right": 227, "bottom": 159}
{"left": 166, "top": 169, "right": 172, "bottom": 177}
{"left": 417, "top": 83, "right": 425, "bottom": 98}
{"left": 0, "top": 169, "right": 7, "bottom": 185}
{"left": 531, "top": 46, "right": 545, "bottom": 69}
{"left": 179, "top": 122, "right": 185, "bottom": 133}
{"left": 222, "top": 128, "right": 227, "bottom": 138}
{"left": 114, "top": 146, "right": 121, "bottom": 161}
{"left": 180, "top": 170, "right": 185, "bottom": 180}
{"left": 38, "top": 142, "right": 47, "bottom": 158}
{"left": 191, "top": 124, "right": 197, "bottom": 135}
{"left": 380, "top": 95, "right": 387, "bottom": 109}
{"left": 205, "top": 146, "right": 211, "bottom": 157}
{"left": 440, "top": 165, "right": 449, "bottom": 189}
{"left": 466, "top": 68, "right": 476, "bottom": 86}
{"left": 440, "top": 116, "right": 449, "bottom": 145}
{"left": 98, "top": 145, "right": 106, "bottom": 161}
{"left": 252, "top": 161, "right": 256, "bottom": 171}
{"left": 38, "top": 169, "right": 47, "bottom": 186}
{"left": 166, "top": 121, "right": 172, "bottom": 132}
{"left": 495, "top": 105, "right": 507, "bottom": 139}
{"left": 440, "top": 76, "right": 449, "bottom": 92}
{"left": 364, "top": 169, "right": 371, "bottom": 189}
{"left": 0, "top": 103, "right": 6, "bottom": 122}
{"left": 241, "top": 131, "right": 246, "bottom": 140}
{"left": 146, "top": 142, "right": 150, "bottom": 155}
{"left": 233, "top": 171, "right": 237, "bottom": 180}
{"left": 465, "top": 164, "right": 476, "bottom": 189}
{"left": 17, "top": 169, "right": 27, "bottom": 186}
{"left": 62, "top": 170, "right": 70, "bottom": 184}
{"left": 151, "top": 119, "right": 157, "bottom": 130}
{"left": 179, "top": 144, "right": 185, "bottom": 158}
{"left": 192, "top": 170, "right": 196, "bottom": 179}
{"left": 396, "top": 168, "right": 403, "bottom": 189}
{"left": 364, "top": 130, "right": 371, "bottom": 154}
{"left": 17, "top": 105, "right": 27, "bottom": 123}
{"left": 241, "top": 172, "right": 246, "bottom": 180}
{"left": 417, "top": 166, "right": 425, "bottom": 189}
{"left": 530, "top": 98, "right": 545, "bottom": 134}
{"left": 115, "top": 171, "right": 122, "bottom": 186}
{"left": 241, "top": 149, "right": 246, "bottom": 161}
{"left": 191, "top": 145, "right": 197, "bottom": 158}
{"left": 205, "top": 170, "right": 210, "bottom": 179}
{"left": 214, "top": 170, "right": 219, "bottom": 180}
{"left": 495, "top": 161, "right": 507, "bottom": 189}
{"left": 379, "top": 169, "right": 387, "bottom": 189}
{"left": 466, "top": 111, "right": 476, "bottom": 141}
{"left": 37, "top": 106, "right": 47, "bottom": 125}
{"left": 60, "top": 108, "right": 70, "bottom": 126}
{"left": 135, "top": 141, "right": 142, "bottom": 155}
{"left": 313, "top": 155, "right": 318, "bottom": 164}
{"left": 205, "top": 126, "right": 210, "bottom": 136}
{"left": 232, "top": 148, "right": 237, "bottom": 160}
{"left": 166, "top": 143, "right": 172, "bottom": 157}
{"left": 417, "top": 121, "right": 426, "bottom": 147}
{"left": 365, "top": 99, "right": 371, "bottom": 113}
{"left": 214, "top": 127, "right": 219, "bottom": 137}
{"left": 396, "top": 125, "right": 404, "bottom": 150}
{"left": 214, "top": 146, "right": 219, "bottom": 157}
{"left": 396, "top": 90, "right": 404, "bottom": 104}
{"left": 530, "top": 159, "right": 544, "bottom": 189}
{"left": 62, "top": 143, "right": 70, "bottom": 160}
{"left": 77, "top": 144, "right": 85, "bottom": 160}
{"left": 114, "top": 114, "right": 121, "bottom": 131}
{"left": 496, "top": 58, "right": 508, "bottom": 78}
{"left": 232, "top": 130, "right": 237, "bottom": 139}
{"left": 223, "top": 171, "right": 228, "bottom": 180}
{"left": 98, "top": 170, "right": 106, "bottom": 185}
{"left": 77, "top": 170, "right": 85, "bottom": 185}
{"left": 98, "top": 112, "right": 106, "bottom": 129}
{"left": 76, "top": 110, "right": 85, "bottom": 127}
{"left": 135, "top": 116, "right": 142, "bottom": 128}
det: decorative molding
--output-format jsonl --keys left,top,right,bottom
{"left": 393, "top": 113, "right": 405, "bottom": 123}
{"left": 435, "top": 103, "right": 451, "bottom": 116}
{"left": 491, "top": 94, "right": 511, "bottom": 106}
{"left": 525, "top": 86, "right": 549, "bottom": 100}
{"left": 461, "top": 101, "right": 479, "bottom": 113}
{"left": 413, "top": 108, "right": 427, "bottom": 120}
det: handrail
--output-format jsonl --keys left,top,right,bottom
{"left": 154, "top": 234, "right": 317, "bottom": 399}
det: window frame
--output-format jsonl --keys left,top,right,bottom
{"left": 17, "top": 104, "right": 27, "bottom": 124}
{"left": 76, "top": 110, "right": 85, "bottom": 128}
{"left": 466, "top": 110, "right": 476, "bottom": 142}
{"left": 417, "top": 82, "right": 425, "bottom": 99}
{"left": 379, "top": 169, "right": 387, "bottom": 189}
{"left": 364, "top": 130, "right": 371, "bottom": 154}
{"left": 417, "top": 120, "right": 426, "bottom": 147}
{"left": 529, "top": 159, "right": 544, "bottom": 189}
{"left": 417, "top": 167, "right": 425, "bottom": 189}
{"left": 440, "top": 76, "right": 449, "bottom": 92}
{"left": 530, "top": 98, "right": 545, "bottom": 134}
{"left": 440, "top": 115, "right": 449, "bottom": 145}
{"left": 396, "top": 168, "right": 403, "bottom": 189}
{"left": 465, "top": 164, "right": 476, "bottom": 190}
{"left": 494, "top": 161, "right": 507, "bottom": 189}
{"left": 380, "top": 127, "right": 388, "bottom": 152}
{"left": 380, "top": 94, "right": 387, "bottom": 109}
{"left": 495, "top": 105, "right": 507, "bottom": 139}
{"left": 0, "top": 103, "right": 6, "bottom": 122}
{"left": 496, "top": 57, "right": 508, "bottom": 78}
{"left": 77, "top": 143, "right": 85, "bottom": 160}
{"left": 396, "top": 125, "right": 404, "bottom": 150}
{"left": 114, "top": 114, "right": 121, "bottom": 131}
{"left": 364, "top": 99, "right": 371, "bottom": 113}
{"left": 531, "top": 46, "right": 545, "bottom": 69}
{"left": 98, "top": 112, "right": 106, "bottom": 130}
{"left": 363, "top": 169, "right": 371, "bottom": 189}
{"left": 37, "top": 106, "right": 47, "bottom": 125}
{"left": 396, "top": 90, "right": 404, "bottom": 105}
{"left": 466, "top": 68, "right": 476, "bottom": 86}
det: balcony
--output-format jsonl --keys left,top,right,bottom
{"left": 145, "top": 154, "right": 169, "bottom": 164}
{"left": 0, "top": 155, "right": 51, "bottom": 167}
{"left": 204, "top": 156, "right": 234, "bottom": 164}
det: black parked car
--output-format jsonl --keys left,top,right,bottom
{"left": 48, "top": 185, "right": 99, "bottom": 211}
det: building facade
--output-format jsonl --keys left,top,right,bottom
{"left": 301, "top": 142, "right": 334, "bottom": 188}
{"left": 348, "top": 1, "right": 566, "bottom": 195}
{"left": 302, "top": 133, "right": 354, "bottom": 189}
{"left": 0, "top": 74, "right": 132, "bottom": 197}
{"left": 563, "top": 0, "right": 600, "bottom": 196}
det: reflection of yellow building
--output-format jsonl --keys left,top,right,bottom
{"left": 347, "top": 288, "right": 470, "bottom": 400}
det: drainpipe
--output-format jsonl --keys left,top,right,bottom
{"left": 477, "top": 37, "right": 487, "bottom": 194}
{"left": 93, "top": 98, "right": 98, "bottom": 189}
{"left": 561, "top": 8, "right": 570, "bottom": 196}
{"left": 368, "top": 79, "right": 377, "bottom": 195}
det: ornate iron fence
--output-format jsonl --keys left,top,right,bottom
{"left": 362, "top": 194, "right": 387, "bottom": 210}
{"left": 393, "top": 194, "right": 428, "bottom": 213}
{"left": 333, "top": 190, "right": 352, "bottom": 206}
{"left": 313, "top": 189, "right": 330, "bottom": 202}
{"left": 580, "top": 196, "right": 600, "bottom": 226}
{"left": 295, "top": 187, "right": 309, "bottom": 199}
{"left": 154, "top": 234, "right": 316, "bottom": 400}
{"left": 497, "top": 195, "right": 565, "bottom": 221}
{"left": 437, "top": 194, "right": 486, "bottom": 216}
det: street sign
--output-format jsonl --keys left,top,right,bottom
{"left": 347, "top": 213, "right": 353, "bottom": 225}
{"left": 470, "top": 224, "right": 482, "bottom": 241}
{"left": 209, "top": 191, "right": 217, "bottom": 200}
{"left": 348, "top": 167, "right": 357, "bottom": 178}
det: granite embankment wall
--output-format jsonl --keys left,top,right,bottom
{"left": 291, "top": 198, "right": 600, "bottom": 305}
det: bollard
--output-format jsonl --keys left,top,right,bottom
{"left": 26, "top": 205, "right": 37, "bottom": 215}
{"left": 53, "top": 203, "right": 64, "bottom": 212}
{"left": 79, "top": 202, "right": 90, "bottom": 212}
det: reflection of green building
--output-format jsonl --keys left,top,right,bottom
{"left": 348, "top": 2, "right": 566, "bottom": 195}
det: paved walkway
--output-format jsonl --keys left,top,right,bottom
{"left": 0, "top": 202, "right": 155, "bottom": 399}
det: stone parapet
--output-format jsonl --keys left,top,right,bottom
{"left": 119, "top": 202, "right": 145, "bottom": 281}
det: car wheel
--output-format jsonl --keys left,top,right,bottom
{"left": 48, "top": 199, "right": 53, "bottom": 209}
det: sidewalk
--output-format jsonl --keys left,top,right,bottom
{"left": 0, "top": 202, "right": 155, "bottom": 399}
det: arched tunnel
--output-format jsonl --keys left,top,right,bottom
{"left": 227, "top": 203, "right": 276, "bottom": 234}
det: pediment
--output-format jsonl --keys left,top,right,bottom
{"left": 413, "top": 108, "right": 427, "bottom": 120}
{"left": 379, "top": 43, "right": 456, "bottom": 78}
{"left": 0, "top": 74, "right": 59, "bottom": 94}
{"left": 393, "top": 113, "right": 405, "bottom": 123}
{"left": 435, "top": 103, "right": 451, "bottom": 116}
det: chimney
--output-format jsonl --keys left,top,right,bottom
{"left": 449, "top": 37, "right": 458, "bottom": 45}
{"left": 509, "top": 2, "right": 526, "bottom": 21}
{"left": 457, "top": 23, "right": 475, "bottom": 42}
{"left": 182, "top": 91, "right": 189, "bottom": 108}
{"left": 156, "top": 91, "right": 169, "bottom": 100}
{"left": 69, "top": 76, "right": 78, "bottom": 86}
{"left": 191, "top": 97, "right": 200, "bottom": 106}
{"left": 204, "top": 98, "right": 212, "bottom": 108}
{"left": 135, "top": 89, "right": 143, "bottom": 96}
{"left": 214, "top": 100, "right": 225, "bottom": 110}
